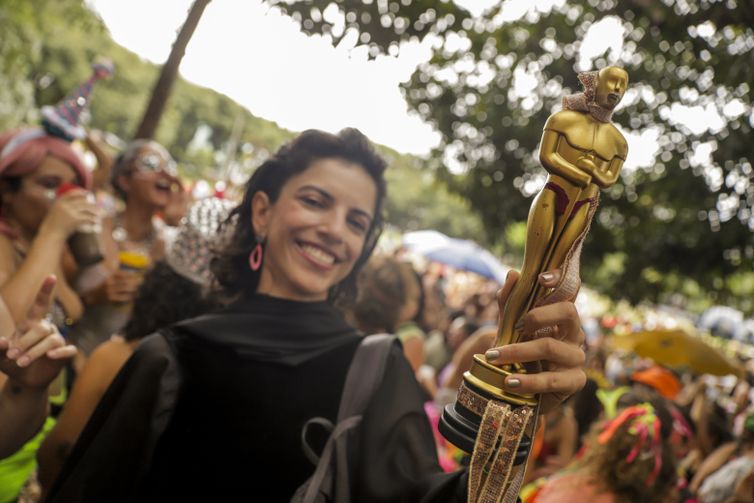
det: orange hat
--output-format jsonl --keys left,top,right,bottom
{"left": 631, "top": 366, "right": 681, "bottom": 400}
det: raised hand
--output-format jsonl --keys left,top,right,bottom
{"left": 0, "top": 276, "right": 77, "bottom": 390}
{"left": 484, "top": 270, "right": 586, "bottom": 413}
{"left": 102, "top": 269, "right": 142, "bottom": 304}
{"left": 40, "top": 189, "right": 99, "bottom": 240}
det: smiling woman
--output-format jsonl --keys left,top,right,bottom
{"left": 48, "top": 128, "right": 587, "bottom": 503}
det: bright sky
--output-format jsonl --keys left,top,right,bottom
{"left": 87, "top": 0, "right": 722, "bottom": 167}
{"left": 88, "top": 0, "right": 440, "bottom": 155}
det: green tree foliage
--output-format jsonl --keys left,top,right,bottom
{"left": 0, "top": 0, "right": 292, "bottom": 179}
{"left": 380, "top": 148, "right": 486, "bottom": 244}
{"left": 0, "top": 0, "right": 93, "bottom": 129}
{"left": 275, "top": 0, "right": 754, "bottom": 314}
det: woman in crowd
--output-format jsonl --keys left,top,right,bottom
{"left": 0, "top": 129, "right": 97, "bottom": 334}
{"left": 37, "top": 198, "right": 228, "bottom": 492}
{"left": 48, "top": 128, "right": 587, "bottom": 502}
{"left": 70, "top": 140, "right": 177, "bottom": 357}
{"left": 692, "top": 410, "right": 754, "bottom": 500}
{"left": 525, "top": 401, "right": 680, "bottom": 503}
{"left": 0, "top": 129, "right": 96, "bottom": 499}
{"left": 525, "top": 403, "right": 579, "bottom": 483}
{"left": 353, "top": 256, "right": 426, "bottom": 371}
{"left": 352, "top": 255, "right": 409, "bottom": 334}
{"left": 420, "top": 276, "right": 452, "bottom": 371}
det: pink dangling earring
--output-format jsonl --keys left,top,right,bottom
{"left": 249, "top": 238, "right": 264, "bottom": 271}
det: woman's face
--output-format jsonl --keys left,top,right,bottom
{"left": 2, "top": 155, "right": 78, "bottom": 236}
{"left": 119, "top": 144, "right": 176, "bottom": 209}
{"left": 253, "top": 158, "right": 377, "bottom": 302}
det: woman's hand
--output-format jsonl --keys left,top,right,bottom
{"left": 40, "top": 189, "right": 99, "bottom": 240}
{"left": 0, "top": 276, "right": 77, "bottom": 389}
{"left": 0, "top": 276, "right": 77, "bottom": 458}
{"left": 102, "top": 269, "right": 141, "bottom": 304}
{"left": 484, "top": 270, "right": 586, "bottom": 413}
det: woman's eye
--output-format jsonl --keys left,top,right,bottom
{"left": 36, "top": 178, "right": 61, "bottom": 189}
{"left": 348, "top": 218, "right": 368, "bottom": 233}
{"left": 301, "top": 196, "right": 325, "bottom": 208}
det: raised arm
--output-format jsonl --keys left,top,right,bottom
{"left": 84, "top": 134, "right": 114, "bottom": 193}
{"left": 0, "top": 277, "right": 77, "bottom": 458}
{"left": 0, "top": 190, "right": 97, "bottom": 324}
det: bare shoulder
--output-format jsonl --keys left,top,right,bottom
{"left": 87, "top": 338, "right": 134, "bottom": 372}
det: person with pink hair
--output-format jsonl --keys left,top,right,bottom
{"left": 0, "top": 128, "right": 98, "bottom": 331}
{"left": 0, "top": 129, "right": 97, "bottom": 502}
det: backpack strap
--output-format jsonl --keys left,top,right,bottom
{"left": 336, "top": 333, "right": 395, "bottom": 421}
{"left": 297, "top": 333, "right": 396, "bottom": 503}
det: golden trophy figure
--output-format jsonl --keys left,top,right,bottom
{"left": 439, "top": 67, "right": 629, "bottom": 500}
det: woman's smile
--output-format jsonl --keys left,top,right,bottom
{"left": 296, "top": 240, "right": 339, "bottom": 270}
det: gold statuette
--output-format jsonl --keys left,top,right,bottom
{"left": 470, "top": 66, "right": 629, "bottom": 403}
{"left": 440, "top": 68, "right": 630, "bottom": 487}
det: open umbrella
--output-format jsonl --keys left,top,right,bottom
{"left": 403, "top": 230, "right": 510, "bottom": 283}
{"left": 698, "top": 305, "right": 744, "bottom": 339}
{"left": 611, "top": 328, "right": 743, "bottom": 377}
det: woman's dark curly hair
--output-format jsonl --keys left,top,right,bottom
{"left": 122, "top": 261, "right": 218, "bottom": 341}
{"left": 211, "top": 128, "right": 387, "bottom": 305}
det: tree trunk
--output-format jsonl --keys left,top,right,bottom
{"left": 134, "top": 0, "right": 212, "bottom": 140}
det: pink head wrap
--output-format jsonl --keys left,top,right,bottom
{"left": 0, "top": 129, "right": 93, "bottom": 239}
{"left": 0, "top": 128, "right": 92, "bottom": 189}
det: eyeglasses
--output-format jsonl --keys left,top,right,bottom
{"left": 134, "top": 153, "right": 178, "bottom": 177}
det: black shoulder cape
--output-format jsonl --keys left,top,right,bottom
{"left": 46, "top": 294, "right": 467, "bottom": 502}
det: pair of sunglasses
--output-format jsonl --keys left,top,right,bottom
{"left": 134, "top": 153, "right": 178, "bottom": 177}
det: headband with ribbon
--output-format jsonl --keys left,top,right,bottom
{"left": 597, "top": 403, "right": 664, "bottom": 487}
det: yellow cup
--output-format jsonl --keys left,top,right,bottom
{"left": 118, "top": 250, "right": 151, "bottom": 274}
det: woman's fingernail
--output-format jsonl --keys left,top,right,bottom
{"left": 16, "top": 355, "right": 30, "bottom": 368}
{"left": 506, "top": 377, "right": 522, "bottom": 388}
{"left": 6, "top": 348, "right": 20, "bottom": 359}
{"left": 540, "top": 272, "right": 554, "bottom": 282}
{"left": 485, "top": 349, "right": 500, "bottom": 361}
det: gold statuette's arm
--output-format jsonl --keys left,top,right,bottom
{"left": 592, "top": 156, "right": 625, "bottom": 188}
{"left": 539, "top": 129, "right": 592, "bottom": 188}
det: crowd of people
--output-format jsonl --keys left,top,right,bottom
{"left": 0, "top": 69, "right": 751, "bottom": 503}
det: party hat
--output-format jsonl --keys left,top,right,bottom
{"left": 41, "top": 60, "right": 114, "bottom": 142}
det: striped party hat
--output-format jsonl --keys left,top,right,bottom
{"left": 41, "top": 60, "right": 114, "bottom": 142}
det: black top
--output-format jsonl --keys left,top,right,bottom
{"left": 144, "top": 323, "right": 361, "bottom": 500}
{"left": 47, "top": 294, "right": 467, "bottom": 502}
